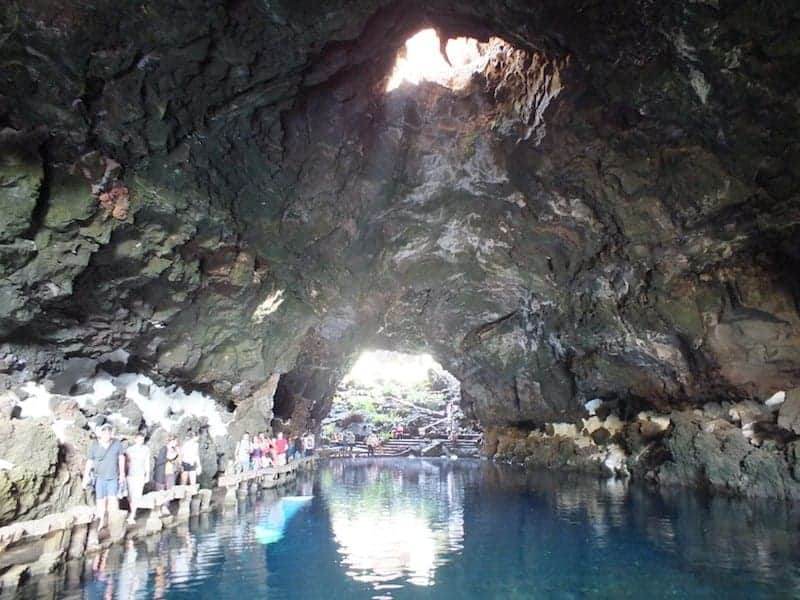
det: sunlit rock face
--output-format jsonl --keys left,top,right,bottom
{"left": 0, "top": 1, "right": 799, "bottom": 454}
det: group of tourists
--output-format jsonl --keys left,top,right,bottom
{"left": 83, "top": 424, "right": 317, "bottom": 530}
{"left": 83, "top": 425, "right": 203, "bottom": 529}
{"left": 234, "top": 431, "right": 315, "bottom": 472}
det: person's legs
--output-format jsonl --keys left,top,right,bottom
{"left": 95, "top": 479, "right": 118, "bottom": 529}
{"left": 95, "top": 496, "right": 107, "bottom": 529}
{"left": 188, "top": 470, "right": 197, "bottom": 486}
{"left": 127, "top": 477, "right": 144, "bottom": 524}
{"left": 160, "top": 477, "right": 174, "bottom": 515}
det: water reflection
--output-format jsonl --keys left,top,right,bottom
{"left": 323, "top": 459, "right": 467, "bottom": 593}
{"left": 254, "top": 496, "right": 313, "bottom": 545}
{"left": 5, "top": 460, "right": 800, "bottom": 600}
{"left": 473, "top": 465, "right": 800, "bottom": 597}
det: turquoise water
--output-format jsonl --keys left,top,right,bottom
{"left": 11, "top": 459, "right": 800, "bottom": 599}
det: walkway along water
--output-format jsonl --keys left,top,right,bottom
{"left": 0, "top": 456, "right": 317, "bottom": 593}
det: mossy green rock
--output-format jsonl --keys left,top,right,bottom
{"left": 42, "top": 171, "right": 96, "bottom": 231}
{"left": 0, "top": 148, "right": 42, "bottom": 242}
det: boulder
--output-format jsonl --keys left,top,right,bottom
{"left": 655, "top": 410, "right": 800, "bottom": 500}
{"left": 584, "top": 398, "right": 603, "bottom": 416}
{"left": 545, "top": 422, "right": 579, "bottom": 438}
{"left": 777, "top": 390, "right": 800, "bottom": 434}
{"left": 0, "top": 418, "right": 62, "bottom": 525}
{"left": 701, "top": 402, "right": 728, "bottom": 420}
{"left": 47, "top": 358, "right": 98, "bottom": 396}
{"left": 639, "top": 419, "right": 668, "bottom": 441}
{"left": 764, "top": 391, "right": 786, "bottom": 409}
{"left": 590, "top": 427, "right": 611, "bottom": 445}
{"left": 701, "top": 418, "right": 735, "bottom": 435}
{"left": 729, "top": 400, "right": 773, "bottom": 428}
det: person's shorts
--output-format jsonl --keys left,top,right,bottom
{"left": 95, "top": 478, "right": 118, "bottom": 499}
{"left": 182, "top": 462, "right": 196, "bottom": 472}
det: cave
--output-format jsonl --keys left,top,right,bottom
{"left": 1, "top": 0, "right": 800, "bottom": 595}
{"left": 321, "top": 349, "right": 465, "bottom": 447}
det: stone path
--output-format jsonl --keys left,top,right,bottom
{"left": 0, "top": 456, "right": 317, "bottom": 593}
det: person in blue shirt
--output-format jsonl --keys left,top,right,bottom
{"left": 83, "top": 424, "right": 125, "bottom": 531}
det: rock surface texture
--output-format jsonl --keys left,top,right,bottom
{"left": 0, "top": 0, "right": 799, "bottom": 506}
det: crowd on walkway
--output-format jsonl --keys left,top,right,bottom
{"left": 233, "top": 431, "right": 315, "bottom": 472}
{"left": 83, "top": 424, "right": 316, "bottom": 530}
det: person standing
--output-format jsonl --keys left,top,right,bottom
{"left": 84, "top": 423, "right": 125, "bottom": 531}
{"left": 125, "top": 431, "right": 151, "bottom": 525}
{"left": 153, "top": 436, "right": 180, "bottom": 515}
{"left": 344, "top": 430, "right": 356, "bottom": 455}
{"left": 290, "top": 435, "right": 304, "bottom": 461}
{"left": 303, "top": 431, "right": 315, "bottom": 457}
{"left": 366, "top": 432, "right": 379, "bottom": 456}
{"left": 180, "top": 432, "right": 202, "bottom": 485}
{"left": 235, "top": 432, "right": 252, "bottom": 472}
{"left": 260, "top": 434, "right": 273, "bottom": 468}
{"left": 274, "top": 432, "right": 288, "bottom": 466}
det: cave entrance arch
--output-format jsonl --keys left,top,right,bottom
{"left": 324, "top": 350, "right": 462, "bottom": 444}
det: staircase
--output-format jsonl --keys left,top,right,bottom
{"left": 353, "top": 433, "right": 482, "bottom": 457}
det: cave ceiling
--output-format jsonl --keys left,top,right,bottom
{"left": 0, "top": 0, "right": 798, "bottom": 426}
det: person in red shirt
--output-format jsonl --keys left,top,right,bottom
{"left": 274, "top": 431, "right": 288, "bottom": 465}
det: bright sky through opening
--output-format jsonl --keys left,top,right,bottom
{"left": 386, "top": 29, "right": 486, "bottom": 92}
{"left": 343, "top": 350, "right": 440, "bottom": 386}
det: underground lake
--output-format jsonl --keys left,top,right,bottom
{"left": 6, "top": 459, "right": 799, "bottom": 600}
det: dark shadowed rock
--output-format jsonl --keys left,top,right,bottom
{"left": 590, "top": 427, "right": 611, "bottom": 445}
{"left": 47, "top": 358, "right": 98, "bottom": 396}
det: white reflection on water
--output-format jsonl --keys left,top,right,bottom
{"left": 324, "top": 460, "right": 465, "bottom": 592}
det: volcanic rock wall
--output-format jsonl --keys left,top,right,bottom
{"left": 0, "top": 0, "right": 799, "bottom": 511}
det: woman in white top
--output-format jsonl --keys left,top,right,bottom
{"left": 303, "top": 432, "right": 315, "bottom": 457}
{"left": 180, "top": 433, "right": 202, "bottom": 485}
{"left": 125, "top": 431, "right": 151, "bottom": 525}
